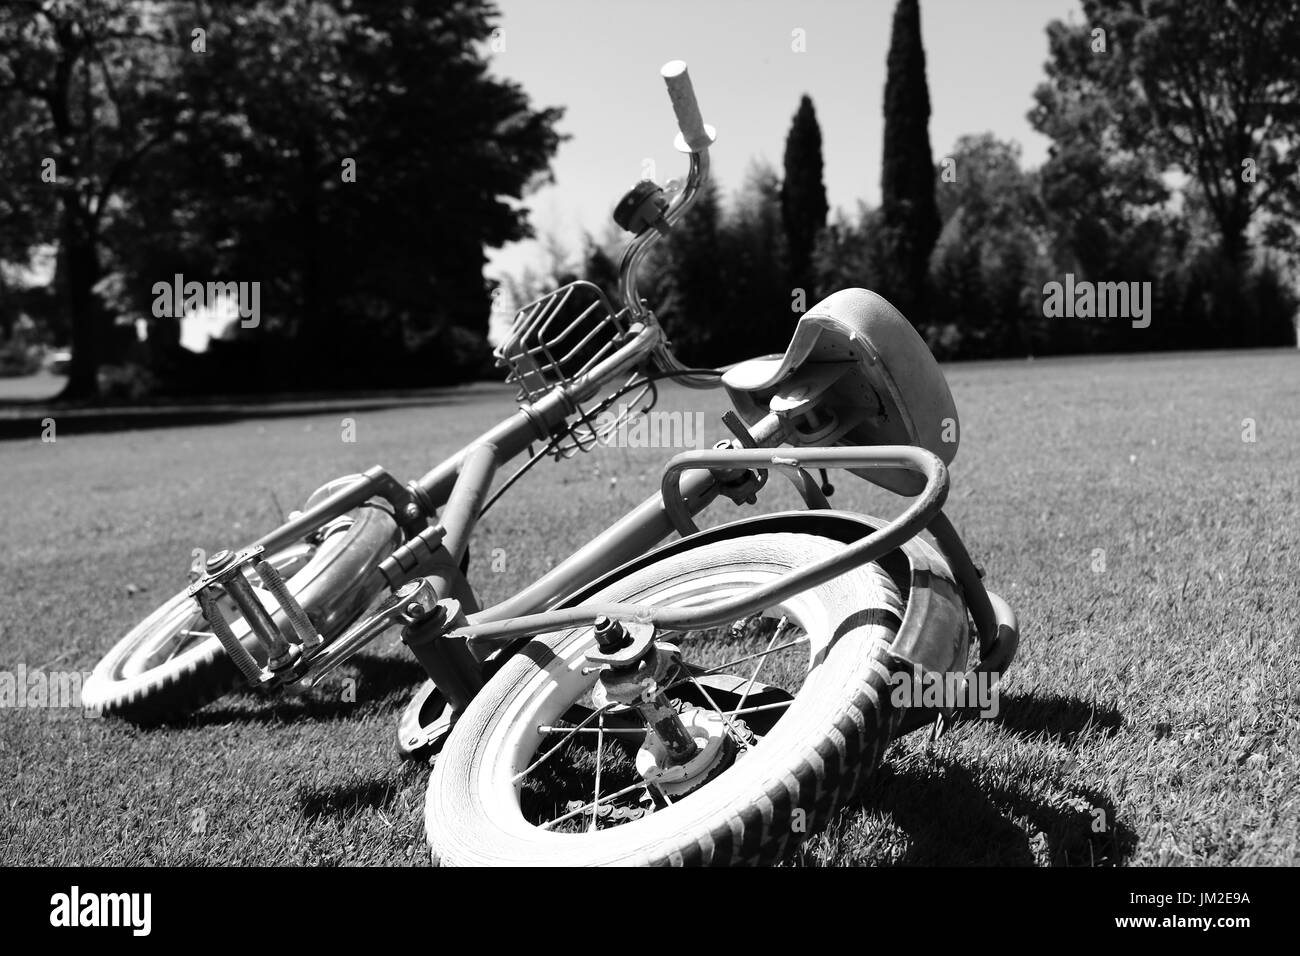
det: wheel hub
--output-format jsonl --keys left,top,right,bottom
{"left": 585, "top": 617, "right": 755, "bottom": 801}
{"left": 635, "top": 706, "right": 734, "bottom": 798}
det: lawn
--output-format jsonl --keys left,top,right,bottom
{"left": 1, "top": 349, "right": 1297, "bottom": 865}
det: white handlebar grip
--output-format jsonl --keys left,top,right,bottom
{"left": 661, "top": 60, "right": 716, "bottom": 153}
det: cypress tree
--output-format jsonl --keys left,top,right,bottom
{"left": 880, "top": 0, "right": 941, "bottom": 325}
{"left": 780, "top": 95, "right": 829, "bottom": 300}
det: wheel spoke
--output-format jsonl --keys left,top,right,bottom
{"left": 735, "top": 616, "right": 788, "bottom": 713}
{"left": 520, "top": 614, "right": 810, "bottom": 833}
{"left": 513, "top": 703, "right": 618, "bottom": 784}
{"left": 723, "top": 700, "right": 792, "bottom": 717}
{"left": 684, "top": 671, "right": 754, "bottom": 750}
{"left": 536, "top": 725, "right": 644, "bottom": 736}
{"left": 589, "top": 713, "right": 605, "bottom": 832}
{"left": 164, "top": 627, "right": 216, "bottom": 663}
{"left": 659, "top": 635, "right": 809, "bottom": 697}
{"left": 539, "top": 779, "right": 647, "bottom": 831}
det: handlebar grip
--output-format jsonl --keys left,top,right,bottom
{"left": 661, "top": 60, "right": 715, "bottom": 152}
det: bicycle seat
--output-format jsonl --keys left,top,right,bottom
{"left": 722, "top": 288, "right": 959, "bottom": 495}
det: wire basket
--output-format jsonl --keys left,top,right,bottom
{"left": 495, "top": 280, "right": 654, "bottom": 458}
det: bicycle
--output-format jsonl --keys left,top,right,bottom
{"left": 83, "top": 61, "right": 1019, "bottom": 866}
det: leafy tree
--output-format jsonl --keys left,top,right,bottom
{"left": 583, "top": 170, "right": 786, "bottom": 366}
{"left": 1123, "top": 0, "right": 1300, "bottom": 262}
{"left": 726, "top": 161, "right": 792, "bottom": 356}
{"left": 1031, "top": 8, "right": 1177, "bottom": 290}
{"left": 927, "top": 210, "right": 987, "bottom": 357}
{"left": 154, "top": 0, "right": 565, "bottom": 382}
{"left": 780, "top": 96, "right": 828, "bottom": 299}
{"left": 655, "top": 177, "right": 727, "bottom": 366}
{"left": 0, "top": 0, "right": 565, "bottom": 398}
{"left": 580, "top": 228, "right": 622, "bottom": 310}
{"left": 1031, "top": 0, "right": 1300, "bottom": 348}
{"left": 0, "top": 0, "right": 189, "bottom": 399}
{"left": 879, "top": 0, "right": 941, "bottom": 325}
{"left": 928, "top": 134, "right": 1048, "bottom": 357}
{"left": 812, "top": 203, "right": 887, "bottom": 302}
{"left": 1034, "top": 0, "right": 1300, "bottom": 264}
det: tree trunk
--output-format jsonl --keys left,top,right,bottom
{"left": 55, "top": 203, "right": 104, "bottom": 403}
{"left": 1220, "top": 227, "right": 1247, "bottom": 269}
{"left": 295, "top": 137, "right": 332, "bottom": 385}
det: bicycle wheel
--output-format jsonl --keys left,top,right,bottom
{"left": 81, "top": 503, "right": 400, "bottom": 722}
{"left": 425, "top": 530, "right": 907, "bottom": 866}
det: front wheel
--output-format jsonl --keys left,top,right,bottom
{"left": 81, "top": 502, "right": 400, "bottom": 723}
{"left": 425, "top": 531, "right": 907, "bottom": 866}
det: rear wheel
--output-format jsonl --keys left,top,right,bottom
{"left": 425, "top": 531, "right": 907, "bottom": 866}
{"left": 82, "top": 503, "right": 400, "bottom": 722}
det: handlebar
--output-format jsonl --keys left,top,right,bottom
{"left": 615, "top": 60, "right": 720, "bottom": 390}
{"left": 661, "top": 60, "right": 715, "bottom": 153}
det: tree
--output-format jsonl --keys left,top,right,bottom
{"left": 1031, "top": 0, "right": 1300, "bottom": 349}
{"left": 928, "top": 135, "right": 1048, "bottom": 357}
{"left": 1033, "top": 0, "right": 1300, "bottom": 266}
{"left": 0, "top": 0, "right": 566, "bottom": 399}
{"left": 656, "top": 177, "right": 727, "bottom": 366}
{"left": 0, "top": 0, "right": 189, "bottom": 399}
{"left": 812, "top": 202, "right": 887, "bottom": 302}
{"left": 1030, "top": 35, "right": 1169, "bottom": 281}
{"left": 580, "top": 228, "right": 622, "bottom": 309}
{"left": 1132, "top": 0, "right": 1300, "bottom": 263}
{"left": 155, "top": 0, "right": 565, "bottom": 382}
{"left": 780, "top": 95, "right": 828, "bottom": 299}
{"left": 718, "top": 161, "right": 789, "bottom": 356}
{"left": 879, "top": 0, "right": 941, "bottom": 326}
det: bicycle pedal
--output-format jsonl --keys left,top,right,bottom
{"left": 187, "top": 546, "right": 323, "bottom": 687}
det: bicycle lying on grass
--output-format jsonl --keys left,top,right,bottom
{"left": 83, "top": 61, "right": 1018, "bottom": 866}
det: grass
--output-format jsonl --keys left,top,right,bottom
{"left": 1, "top": 348, "right": 1297, "bottom": 865}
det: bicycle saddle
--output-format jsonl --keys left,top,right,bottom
{"left": 721, "top": 288, "right": 959, "bottom": 495}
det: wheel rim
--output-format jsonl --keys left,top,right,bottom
{"left": 111, "top": 521, "right": 356, "bottom": 681}
{"left": 479, "top": 564, "right": 837, "bottom": 842}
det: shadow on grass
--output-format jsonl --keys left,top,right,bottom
{"left": 845, "top": 759, "right": 1135, "bottom": 866}
{"left": 296, "top": 761, "right": 430, "bottom": 822}
{"left": 982, "top": 691, "right": 1124, "bottom": 746}
{"left": 800, "top": 690, "right": 1134, "bottom": 866}
{"left": 178, "top": 653, "right": 428, "bottom": 727}
{"left": 299, "top": 779, "right": 397, "bottom": 821}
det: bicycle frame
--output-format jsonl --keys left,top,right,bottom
{"left": 270, "top": 381, "right": 1015, "bottom": 725}
{"left": 60, "top": 58, "right": 1036, "bottom": 866}
{"left": 204, "top": 58, "right": 1017, "bottom": 744}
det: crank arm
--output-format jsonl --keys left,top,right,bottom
{"left": 295, "top": 579, "right": 438, "bottom": 688}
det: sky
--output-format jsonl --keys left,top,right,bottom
{"left": 483, "top": 0, "right": 1083, "bottom": 287}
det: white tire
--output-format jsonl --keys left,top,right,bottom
{"left": 426, "top": 531, "right": 906, "bottom": 866}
